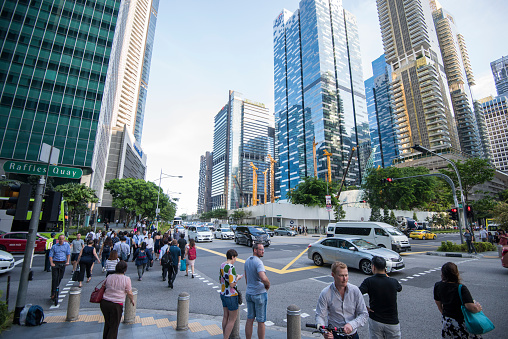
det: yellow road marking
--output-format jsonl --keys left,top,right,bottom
{"left": 196, "top": 245, "right": 320, "bottom": 274}
{"left": 401, "top": 251, "right": 429, "bottom": 255}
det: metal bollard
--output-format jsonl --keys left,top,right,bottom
{"left": 229, "top": 305, "right": 241, "bottom": 339}
{"left": 66, "top": 287, "right": 81, "bottom": 321}
{"left": 287, "top": 304, "right": 301, "bottom": 339}
{"left": 176, "top": 292, "right": 190, "bottom": 331}
{"left": 123, "top": 288, "right": 138, "bottom": 324}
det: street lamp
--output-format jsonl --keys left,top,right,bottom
{"left": 411, "top": 144, "right": 466, "bottom": 243}
{"left": 154, "top": 170, "right": 183, "bottom": 230}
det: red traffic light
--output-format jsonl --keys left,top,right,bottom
{"left": 451, "top": 208, "right": 457, "bottom": 213}
{"left": 467, "top": 206, "right": 472, "bottom": 212}
{"left": 386, "top": 178, "right": 393, "bottom": 182}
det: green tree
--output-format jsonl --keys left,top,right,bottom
{"left": 54, "top": 183, "right": 98, "bottom": 227}
{"left": 334, "top": 204, "right": 346, "bottom": 222}
{"left": 431, "top": 212, "right": 450, "bottom": 229}
{"left": 498, "top": 189, "right": 508, "bottom": 203}
{"left": 388, "top": 211, "right": 397, "bottom": 226}
{"left": 287, "top": 177, "right": 339, "bottom": 207}
{"left": 230, "top": 209, "right": 252, "bottom": 224}
{"left": 493, "top": 202, "right": 508, "bottom": 230}
{"left": 439, "top": 157, "right": 495, "bottom": 204}
{"left": 383, "top": 209, "right": 390, "bottom": 224}
{"left": 369, "top": 206, "right": 382, "bottom": 222}
{"left": 413, "top": 211, "right": 418, "bottom": 221}
{"left": 470, "top": 197, "right": 497, "bottom": 220}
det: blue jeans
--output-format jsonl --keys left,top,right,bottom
{"left": 246, "top": 292, "right": 267, "bottom": 323}
{"left": 220, "top": 294, "right": 239, "bottom": 311}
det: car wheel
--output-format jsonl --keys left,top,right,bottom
{"left": 0, "top": 245, "right": 5, "bottom": 251}
{"left": 313, "top": 253, "right": 324, "bottom": 266}
{"left": 378, "top": 244, "right": 385, "bottom": 248}
{"left": 433, "top": 235, "right": 437, "bottom": 240}
{"left": 247, "top": 239, "right": 252, "bottom": 247}
{"left": 275, "top": 232, "right": 278, "bottom": 236}
{"left": 422, "top": 236, "right": 426, "bottom": 240}
{"left": 235, "top": 237, "right": 238, "bottom": 244}
{"left": 360, "top": 260, "right": 373, "bottom": 275}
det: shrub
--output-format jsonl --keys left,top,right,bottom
{"left": 437, "top": 241, "right": 495, "bottom": 252}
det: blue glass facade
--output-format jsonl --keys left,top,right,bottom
{"left": 273, "top": 0, "right": 370, "bottom": 200}
{"left": 364, "top": 55, "right": 399, "bottom": 168}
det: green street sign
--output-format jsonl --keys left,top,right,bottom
{"left": 3, "top": 161, "right": 83, "bottom": 179}
{"left": 458, "top": 204, "right": 463, "bottom": 208}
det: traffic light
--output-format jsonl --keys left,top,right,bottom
{"left": 382, "top": 178, "right": 393, "bottom": 183}
{"left": 6, "top": 184, "right": 31, "bottom": 220}
{"left": 447, "top": 208, "right": 458, "bottom": 221}
{"left": 42, "top": 190, "right": 62, "bottom": 222}
{"left": 97, "top": 216, "right": 102, "bottom": 223}
{"left": 466, "top": 205, "right": 474, "bottom": 218}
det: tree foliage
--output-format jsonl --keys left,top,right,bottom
{"left": 334, "top": 204, "right": 346, "bottom": 222}
{"left": 493, "top": 202, "right": 508, "bottom": 230}
{"left": 369, "top": 206, "right": 382, "bottom": 222}
{"left": 200, "top": 208, "right": 228, "bottom": 221}
{"left": 287, "top": 177, "right": 339, "bottom": 207}
{"left": 230, "top": 209, "right": 252, "bottom": 224}
{"left": 54, "top": 183, "right": 98, "bottom": 226}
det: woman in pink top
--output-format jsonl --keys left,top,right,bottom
{"left": 100, "top": 261, "right": 135, "bottom": 339}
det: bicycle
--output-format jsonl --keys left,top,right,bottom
{"left": 306, "top": 323, "right": 354, "bottom": 339}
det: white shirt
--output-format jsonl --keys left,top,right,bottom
{"left": 144, "top": 237, "right": 154, "bottom": 249}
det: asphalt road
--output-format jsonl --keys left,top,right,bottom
{"left": 1, "top": 232, "right": 505, "bottom": 338}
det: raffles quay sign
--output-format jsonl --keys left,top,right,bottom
{"left": 3, "top": 161, "right": 83, "bottom": 179}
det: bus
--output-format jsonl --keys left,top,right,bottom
{"left": 0, "top": 197, "right": 67, "bottom": 239}
{"left": 173, "top": 217, "right": 183, "bottom": 227}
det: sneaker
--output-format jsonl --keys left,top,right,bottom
{"left": 138, "top": 277, "right": 142, "bottom": 281}
{"left": 192, "top": 274, "right": 194, "bottom": 279}
{"left": 162, "top": 278, "right": 166, "bottom": 281}
{"left": 102, "top": 267, "right": 106, "bottom": 273}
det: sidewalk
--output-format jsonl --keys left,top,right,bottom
{"left": 2, "top": 308, "right": 316, "bottom": 338}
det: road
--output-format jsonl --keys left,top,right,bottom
{"left": 1, "top": 232, "right": 505, "bottom": 338}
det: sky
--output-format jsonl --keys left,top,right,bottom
{"left": 141, "top": 0, "right": 508, "bottom": 216}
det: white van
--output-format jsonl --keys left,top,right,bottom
{"left": 188, "top": 225, "right": 213, "bottom": 242}
{"left": 326, "top": 222, "right": 411, "bottom": 252}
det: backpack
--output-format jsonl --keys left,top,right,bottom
{"left": 188, "top": 246, "right": 196, "bottom": 260}
{"left": 161, "top": 249, "right": 173, "bottom": 266}
{"left": 137, "top": 250, "right": 147, "bottom": 261}
{"left": 86, "top": 232, "right": 94, "bottom": 241}
{"left": 25, "top": 305, "right": 44, "bottom": 326}
{"left": 119, "top": 244, "right": 129, "bottom": 261}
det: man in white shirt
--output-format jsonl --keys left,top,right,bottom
{"left": 144, "top": 232, "right": 154, "bottom": 271}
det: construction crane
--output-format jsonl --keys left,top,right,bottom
{"left": 336, "top": 147, "right": 357, "bottom": 199}
{"left": 263, "top": 169, "right": 268, "bottom": 204}
{"left": 313, "top": 137, "right": 318, "bottom": 178}
{"left": 250, "top": 162, "right": 259, "bottom": 206}
{"left": 323, "top": 149, "right": 332, "bottom": 183}
{"left": 267, "top": 154, "right": 276, "bottom": 203}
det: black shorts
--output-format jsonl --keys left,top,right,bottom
{"left": 71, "top": 253, "right": 79, "bottom": 262}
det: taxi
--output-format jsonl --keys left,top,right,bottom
{"left": 409, "top": 230, "right": 437, "bottom": 240}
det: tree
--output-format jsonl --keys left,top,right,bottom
{"left": 413, "top": 211, "right": 418, "bottom": 221}
{"left": 334, "top": 204, "right": 346, "bottom": 222}
{"left": 439, "top": 157, "right": 495, "bottom": 203}
{"left": 388, "top": 211, "right": 397, "bottom": 226}
{"left": 383, "top": 209, "right": 390, "bottom": 224}
{"left": 200, "top": 208, "right": 228, "bottom": 221}
{"left": 431, "top": 212, "right": 450, "bottom": 229}
{"left": 287, "top": 177, "right": 339, "bottom": 207}
{"left": 369, "top": 206, "right": 382, "bottom": 222}
{"left": 230, "top": 209, "right": 251, "bottom": 224}
{"left": 493, "top": 202, "right": 508, "bottom": 230}
{"left": 54, "top": 183, "right": 98, "bottom": 227}
{"left": 470, "top": 197, "right": 497, "bottom": 220}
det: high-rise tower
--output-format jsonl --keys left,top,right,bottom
{"left": 376, "top": 0, "right": 460, "bottom": 157}
{"left": 197, "top": 151, "right": 213, "bottom": 214}
{"left": 274, "top": 0, "right": 370, "bottom": 200}
{"left": 491, "top": 55, "right": 508, "bottom": 97}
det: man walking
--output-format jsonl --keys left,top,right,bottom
{"left": 464, "top": 229, "right": 476, "bottom": 254}
{"left": 70, "top": 233, "right": 84, "bottom": 273}
{"left": 159, "top": 239, "right": 171, "bottom": 282}
{"left": 315, "top": 261, "right": 368, "bottom": 339}
{"left": 113, "top": 236, "right": 130, "bottom": 261}
{"left": 49, "top": 235, "right": 71, "bottom": 301}
{"left": 359, "top": 257, "right": 402, "bottom": 339}
{"left": 244, "top": 243, "right": 270, "bottom": 339}
{"left": 44, "top": 232, "right": 56, "bottom": 272}
{"left": 168, "top": 239, "right": 181, "bottom": 289}
{"left": 144, "top": 232, "right": 154, "bottom": 271}
{"left": 479, "top": 227, "right": 488, "bottom": 242}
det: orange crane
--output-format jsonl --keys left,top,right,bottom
{"left": 313, "top": 137, "right": 318, "bottom": 177}
{"left": 263, "top": 169, "right": 268, "bottom": 204}
{"left": 250, "top": 162, "right": 259, "bottom": 206}
{"left": 267, "top": 155, "right": 276, "bottom": 203}
{"left": 323, "top": 149, "right": 332, "bottom": 183}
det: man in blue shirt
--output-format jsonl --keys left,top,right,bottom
{"left": 159, "top": 239, "right": 170, "bottom": 282}
{"left": 168, "top": 239, "right": 181, "bottom": 289}
{"left": 49, "top": 235, "right": 71, "bottom": 300}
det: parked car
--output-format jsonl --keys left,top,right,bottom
{"left": 0, "top": 250, "right": 15, "bottom": 274}
{"left": 0, "top": 232, "right": 47, "bottom": 253}
{"left": 235, "top": 226, "right": 270, "bottom": 247}
{"left": 262, "top": 228, "right": 275, "bottom": 237}
{"left": 307, "top": 237, "right": 405, "bottom": 275}
{"left": 274, "top": 227, "right": 297, "bottom": 236}
{"left": 502, "top": 246, "right": 508, "bottom": 268}
{"left": 187, "top": 226, "right": 213, "bottom": 242}
{"left": 409, "top": 230, "right": 437, "bottom": 240}
{"left": 215, "top": 228, "right": 234, "bottom": 240}
{"left": 175, "top": 226, "right": 185, "bottom": 235}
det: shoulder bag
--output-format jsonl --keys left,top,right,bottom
{"left": 90, "top": 278, "right": 107, "bottom": 303}
{"left": 458, "top": 284, "right": 494, "bottom": 335}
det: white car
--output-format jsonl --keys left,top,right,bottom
{"left": 214, "top": 228, "right": 234, "bottom": 240}
{"left": 188, "top": 226, "right": 213, "bottom": 242}
{"left": 0, "top": 249, "right": 15, "bottom": 274}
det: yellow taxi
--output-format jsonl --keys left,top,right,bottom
{"left": 409, "top": 230, "right": 437, "bottom": 240}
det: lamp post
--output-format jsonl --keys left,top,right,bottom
{"left": 154, "top": 170, "right": 183, "bottom": 230}
{"left": 411, "top": 144, "right": 466, "bottom": 243}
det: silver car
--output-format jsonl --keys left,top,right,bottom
{"left": 307, "top": 237, "right": 404, "bottom": 275}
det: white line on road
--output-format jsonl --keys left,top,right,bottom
{"left": 400, "top": 279, "right": 408, "bottom": 281}
{"left": 207, "top": 283, "right": 213, "bottom": 285}
{"left": 265, "top": 321, "right": 274, "bottom": 326}
{"left": 213, "top": 286, "right": 219, "bottom": 288}
{"left": 203, "top": 280, "right": 209, "bottom": 282}
{"left": 49, "top": 305, "right": 60, "bottom": 309}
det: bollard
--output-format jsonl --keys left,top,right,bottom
{"left": 123, "top": 288, "right": 138, "bottom": 324}
{"left": 229, "top": 305, "right": 241, "bottom": 339}
{"left": 66, "top": 287, "right": 81, "bottom": 321}
{"left": 176, "top": 292, "right": 190, "bottom": 331}
{"left": 287, "top": 304, "right": 301, "bottom": 339}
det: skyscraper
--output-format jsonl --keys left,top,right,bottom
{"left": 0, "top": 0, "right": 122, "bottom": 186}
{"left": 481, "top": 96, "right": 508, "bottom": 173}
{"left": 365, "top": 55, "right": 399, "bottom": 168}
{"left": 197, "top": 151, "right": 213, "bottom": 214}
{"left": 376, "top": 0, "right": 460, "bottom": 157}
{"left": 491, "top": 55, "right": 508, "bottom": 97}
{"left": 430, "top": 0, "right": 483, "bottom": 158}
{"left": 274, "top": 0, "right": 370, "bottom": 200}
{"left": 211, "top": 91, "right": 275, "bottom": 210}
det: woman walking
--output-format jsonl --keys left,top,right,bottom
{"left": 105, "top": 250, "right": 120, "bottom": 276}
{"left": 154, "top": 232, "right": 161, "bottom": 260}
{"left": 100, "top": 261, "right": 135, "bottom": 339}
{"left": 133, "top": 242, "right": 152, "bottom": 281}
{"left": 100, "top": 237, "right": 113, "bottom": 273}
{"left": 434, "top": 262, "right": 484, "bottom": 338}
{"left": 219, "top": 249, "right": 243, "bottom": 339}
{"left": 185, "top": 239, "right": 197, "bottom": 278}
{"left": 76, "top": 239, "right": 101, "bottom": 288}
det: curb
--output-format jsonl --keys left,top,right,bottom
{"left": 426, "top": 251, "right": 483, "bottom": 258}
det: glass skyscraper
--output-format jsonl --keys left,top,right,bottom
{"left": 491, "top": 55, "right": 508, "bottom": 97}
{"left": 273, "top": 0, "right": 370, "bottom": 200}
{"left": 0, "top": 0, "right": 121, "bottom": 174}
{"left": 365, "top": 55, "right": 399, "bottom": 168}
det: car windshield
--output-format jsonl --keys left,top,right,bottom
{"left": 249, "top": 227, "right": 265, "bottom": 235}
{"left": 351, "top": 239, "right": 378, "bottom": 249}
{"left": 221, "top": 229, "right": 230, "bottom": 232}
{"left": 197, "top": 227, "right": 209, "bottom": 232}
{"left": 386, "top": 228, "right": 403, "bottom": 236}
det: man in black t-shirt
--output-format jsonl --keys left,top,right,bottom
{"left": 177, "top": 233, "right": 187, "bottom": 258}
{"left": 359, "top": 256, "right": 402, "bottom": 339}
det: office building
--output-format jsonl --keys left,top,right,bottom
{"left": 0, "top": 0, "right": 122, "bottom": 190}
{"left": 491, "top": 56, "right": 508, "bottom": 97}
{"left": 430, "top": 0, "right": 483, "bottom": 158}
{"left": 274, "top": 0, "right": 370, "bottom": 200}
{"left": 482, "top": 96, "right": 508, "bottom": 173}
{"left": 211, "top": 91, "right": 275, "bottom": 210}
{"left": 376, "top": 0, "right": 460, "bottom": 157}
{"left": 197, "top": 151, "right": 213, "bottom": 214}
{"left": 365, "top": 55, "right": 399, "bottom": 168}
{"left": 473, "top": 100, "right": 494, "bottom": 162}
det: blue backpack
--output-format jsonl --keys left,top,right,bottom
{"left": 25, "top": 305, "right": 44, "bottom": 326}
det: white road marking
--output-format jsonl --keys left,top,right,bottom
{"left": 60, "top": 291, "right": 68, "bottom": 294}
{"left": 207, "top": 283, "right": 213, "bottom": 285}
{"left": 265, "top": 321, "right": 274, "bottom": 326}
{"left": 407, "top": 276, "right": 414, "bottom": 279}
{"left": 203, "top": 280, "right": 209, "bottom": 282}
{"left": 63, "top": 287, "right": 71, "bottom": 290}
{"left": 217, "top": 290, "right": 221, "bottom": 293}
{"left": 400, "top": 279, "right": 408, "bottom": 282}
{"left": 199, "top": 278, "right": 204, "bottom": 280}
{"left": 49, "top": 305, "right": 60, "bottom": 309}
{"left": 301, "top": 313, "right": 310, "bottom": 318}
{"left": 283, "top": 319, "right": 287, "bottom": 322}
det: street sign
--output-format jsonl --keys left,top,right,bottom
{"left": 3, "top": 161, "right": 83, "bottom": 179}
{"left": 39, "top": 143, "right": 60, "bottom": 165}
{"left": 459, "top": 204, "right": 463, "bottom": 208}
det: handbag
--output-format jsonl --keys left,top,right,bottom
{"left": 458, "top": 284, "right": 494, "bottom": 335}
{"left": 72, "top": 269, "right": 79, "bottom": 282}
{"left": 180, "top": 259, "right": 186, "bottom": 271}
{"left": 90, "top": 278, "right": 107, "bottom": 303}
{"left": 234, "top": 287, "right": 243, "bottom": 305}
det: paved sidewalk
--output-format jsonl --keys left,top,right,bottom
{"left": 1, "top": 309, "right": 316, "bottom": 338}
